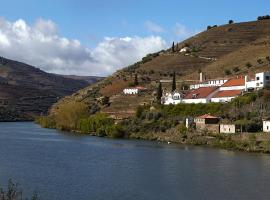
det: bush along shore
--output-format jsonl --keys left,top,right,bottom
{"left": 36, "top": 89, "right": 270, "bottom": 153}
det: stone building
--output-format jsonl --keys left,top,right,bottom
{"left": 194, "top": 114, "right": 220, "bottom": 133}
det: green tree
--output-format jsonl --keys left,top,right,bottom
{"left": 172, "top": 71, "right": 176, "bottom": 92}
{"left": 172, "top": 42, "right": 175, "bottom": 52}
{"left": 54, "top": 101, "right": 89, "bottom": 131}
{"left": 157, "top": 82, "right": 163, "bottom": 104}
{"left": 101, "top": 96, "right": 110, "bottom": 106}
{"left": 134, "top": 74, "right": 139, "bottom": 86}
{"left": 246, "top": 62, "right": 252, "bottom": 68}
{"left": 224, "top": 69, "right": 232, "bottom": 75}
{"left": 136, "top": 106, "right": 144, "bottom": 118}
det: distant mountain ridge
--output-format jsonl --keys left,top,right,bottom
{"left": 0, "top": 57, "right": 102, "bottom": 121}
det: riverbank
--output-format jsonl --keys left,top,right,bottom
{"left": 44, "top": 122, "right": 270, "bottom": 154}
{"left": 128, "top": 128, "right": 270, "bottom": 154}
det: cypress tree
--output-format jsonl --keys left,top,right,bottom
{"left": 134, "top": 74, "right": 139, "bottom": 86}
{"left": 172, "top": 42, "right": 175, "bottom": 52}
{"left": 172, "top": 71, "right": 176, "bottom": 92}
{"left": 157, "top": 82, "right": 163, "bottom": 104}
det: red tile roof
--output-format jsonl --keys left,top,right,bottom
{"left": 197, "top": 114, "right": 219, "bottom": 119}
{"left": 135, "top": 86, "right": 147, "bottom": 90}
{"left": 212, "top": 90, "right": 242, "bottom": 98}
{"left": 184, "top": 87, "right": 218, "bottom": 99}
{"left": 221, "top": 78, "right": 245, "bottom": 87}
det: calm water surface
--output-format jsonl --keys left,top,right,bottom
{"left": 1, "top": 122, "right": 270, "bottom": 200}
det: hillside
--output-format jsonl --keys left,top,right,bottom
{"left": 58, "top": 75, "right": 104, "bottom": 84}
{"left": 49, "top": 19, "right": 270, "bottom": 119}
{"left": 0, "top": 57, "right": 101, "bottom": 121}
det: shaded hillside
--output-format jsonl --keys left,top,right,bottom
{"left": 49, "top": 19, "right": 270, "bottom": 118}
{"left": 0, "top": 57, "right": 100, "bottom": 121}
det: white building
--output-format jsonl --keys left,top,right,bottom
{"left": 263, "top": 121, "right": 270, "bottom": 133}
{"left": 123, "top": 86, "right": 147, "bottom": 95}
{"left": 161, "top": 71, "right": 270, "bottom": 105}
{"left": 123, "top": 88, "right": 138, "bottom": 95}
{"left": 183, "top": 87, "right": 219, "bottom": 104}
{"left": 190, "top": 79, "right": 228, "bottom": 90}
{"left": 219, "top": 77, "right": 246, "bottom": 91}
{"left": 162, "top": 91, "right": 183, "bottom": 105}
{"left": 180, "top": 47, "right": 190, "bottom": 53}
{"left": 220, "top": 124, "right": 236, "bottom": 134}
{"left": 245, "top": 72, "right": 270, "bottom": 91}
{"left": 211, "top": 90, "right": 242, "bottom": 103}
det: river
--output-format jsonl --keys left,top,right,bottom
{"left": 1, "top": 122, "right": 270, "bottom": 200}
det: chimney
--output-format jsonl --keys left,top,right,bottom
{"left": 200, "top": 72, "right": 203, "bottom": 82}
{"left": 244, "top": 75, "right": 248, "bottom": 92}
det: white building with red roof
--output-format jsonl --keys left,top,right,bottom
{"left": 219, "top": 77, "right": 246, "bottom": 91}
{"left": 162, "top": 91, "right": 184, "bottom": 105}
{"left": 190, "top": 79, "right": 228, "bottom": 90}
{"left": 161, "top": 71, "right": 270, "bottom": 105}
{"left": 182, "top": 87, "right": 219, "bottom": 104}
{"left": 211, "top": 90, "right": 243, "bottom": 103}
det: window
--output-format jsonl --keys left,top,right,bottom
{"left": 267, "top": 126, "right": 269, "bottom": 130}
{"left": 257, "top": 77, "right": 260, "bottom": 81}
{"left": 266, "top": 76, "right": 270, "bottom": 80}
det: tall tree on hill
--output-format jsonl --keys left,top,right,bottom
{"left": 176, "top": 43, "right": 179, "bottom": 51}
{"left": 172, "top": 42, "right": 175, "bottom": 53}
{"left": 172, "top": 71, "right": 176, "bottom": 92}
{"left": 157, "top": 82, "right": 163, "bottom": 104}
{"left": 134, "top": 74, "right": 139, "bottom": 86}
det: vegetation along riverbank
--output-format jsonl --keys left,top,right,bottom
{"left": 36, "top": 88, "right": 270, "bottom": 153}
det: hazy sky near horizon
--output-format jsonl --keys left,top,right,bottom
{"left": 0, "top": 0, "right": 269, "bottom": 76}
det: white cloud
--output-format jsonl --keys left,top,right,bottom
{"left": 173, "top": 22, "right": 199, "bottom": 40}
{"left": 0, "top": 18, "right": 167, "bottom": 76}
{"left": 145, "top": 20, "right": 164, "bottom": 33}
{"left": 91, "top": 36, "right": 167, "bottom": 74}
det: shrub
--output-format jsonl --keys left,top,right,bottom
{"left": 101, "top": 96, "right": 110, "bottom": 106}
{"left": 246, "top": 62, "right": 252, "bottom": 68}
{"left": 161, "top": 103, "right": 223, "bottom": 117}
{"left": 179, "top": 124, "right": 188, "bottom": 137}
{"left": 136, "top": 106, "right": 145, "bottom": 118}
{"left": 266, "top": 56, "right": 270, "bottom": 62}
{"left": 35, "top": 116, "right": 56, "bottom": 129}
{"left": 257, "top": 58, "right": 263, "bottom": 64}
{"left": 232, "top": 93, "right": 257, "bottom": 108}
{"left": 225, "top": 69, "right": 232, "bottom": 75}
{"left": 233, "top": 67, "right": 240, "bottom": 73}
{"left": 78, "top": 113, "right": 114, "bottom": 135}
{"left": 235, "top": 120, "right": 261, "bottom": 132}
{"left": 128, "top": 82, "right": 135, "bottom": 87}
{"left": 229, "top": 20, "right": 234, "bottom": 24}
{"left": 0, "top": 179, "right": 39, "bottom": 200}
{"left": 257, "top": 15, "right": 270, "bottom": 20}
{"left": 54, "top": 101, "right": 89, "bottom": 131}
{"left": 107, "top": 124, "right": 126, "bottom": 138}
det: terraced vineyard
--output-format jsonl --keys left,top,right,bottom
{"left": 49, "top": 19, "right": 270, "bottom": 119}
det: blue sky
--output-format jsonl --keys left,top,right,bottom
{"left": 0, "top": 0, "right": 269, "bottom": 75}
